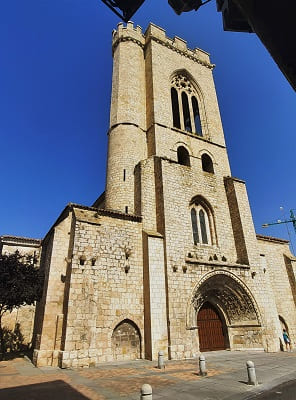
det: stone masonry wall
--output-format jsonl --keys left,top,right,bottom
{"left": 30, "top": 22, "right": 296, "bottom": 367}
{"left": 144, "top": 23, "right": 226, "bottom": 153}
{"left": 257, "top": 236, "right": 296, "bottom": 348}
{"left": 33, "top": 211, "right": 73, "bottom": 367}
{"left": 60, "top": 208, "right": 144, "bottom": 368}
{"left": 146, "top": 234, "right": 168, "bottom": 360}
{"left": 105, "top": 22, "right": 147, "bottom": 214}
{"left": 157, "top": 157, "right": 284, "bottom": 356}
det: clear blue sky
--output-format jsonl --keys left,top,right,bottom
{"left": 1, "top": 1, "right": 295, "bottom": 249}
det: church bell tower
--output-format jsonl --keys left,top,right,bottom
{"left": 105, "top": 22, "right": 283, "bottom": 358}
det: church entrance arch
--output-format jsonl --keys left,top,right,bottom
{"left": 188, "top": 271, "right": 262, "bottom": 351}
{"left": 111, "top": 319, "right": 141, "bottom": 361}
{"left": 197, "top": 302, "right": 227, "bottom": 351}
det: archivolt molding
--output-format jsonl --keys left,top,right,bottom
{"left": 172, "top": 141, "right": 193, "bottom": 156}
{"left": 189, "top": 195, "right": 214, "bottom": 215}
{"left": 109, "top": 314, "right": 143, "bottom": 335}
{"left": 186, "top": 270, "right": 261, "bottom": 329}
{"left": 198, "top": 149, "right": 216, "bottom": 164}
{"left": 170, "top": 69, "right": 205, "bottom": 103}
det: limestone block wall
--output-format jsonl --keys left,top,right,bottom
{"left": 110, "top": 22, "right": 146, "bottom": 127}
{"left": 166, "top": 265, "right": 266, "bottom": 358}
{"left": 105, "top": 124, "right": 147, "bottom": 214}
{"left": 33, "top": 210, "right": 73, "bottom": 367}
{"left": 143, "top": 232, "right": 168, "bottom": 360}
{"left": 59, "top": 207, "right": 144, "bottom": 368}
{"left": 144, "top": 23, "right": 226, "bottom": 150}
{"left": 105, "top": 22, "right": 147, "bottom": 214}
{"left": 160, "top": 158, "right": 237, "bottom": 264}
{"left": 224, "top": 177, "right": 260, "bottom": 266}
{"left": 134, "top": 158, "right": 157, "bottom": 232}
{"left": 152, "top": 158, "right": 284, "bottom": 355}
{"left": 257, "top": 235, "right": 296, "bottom": 347}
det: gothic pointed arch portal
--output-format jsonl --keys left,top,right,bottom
{"left": 188, "top": 271, "right": 263, "bottom": 351}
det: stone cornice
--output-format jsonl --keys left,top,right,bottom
{"left": 145, "top": 35, "right": 215, "bottom": 70}
{"left": 42, "top": 203, "right": 142, "bottom": 245}
{"left": 112, "top": 36, "right": 145, "bottom": 54}
{"left": 111, "top": 22, "right": 214, "bottom": 70}
{"left": 256, "top": 234, "right": 289, "bottom": 244}
{"left": 147, "top": 122, "right": 226, "bottom": 149}
{"left": 69, "top": 203, "right": 142, "bottom": 223}
{"left": 224, "top": 176, "right": 246, "bottom": 184}
{"left": 185, "top": 257, "right": 250, "bottom": 269}
{"left": 0, "top": 235, "right": 41, "bottom": 246}
{"left": 108, "top": 122, "right": 146, "bottom": 135}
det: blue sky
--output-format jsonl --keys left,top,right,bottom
{"left": 1, "top": 1, "right": 295, "bottom": 250}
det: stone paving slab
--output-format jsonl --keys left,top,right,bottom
{"left": 0, "top": 351, "right": 296, "bottom": 399}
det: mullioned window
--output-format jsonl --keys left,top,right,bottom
{"left": 170, "top": 74, "right": 203, "bottom": 136}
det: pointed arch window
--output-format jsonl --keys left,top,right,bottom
{"left": 190, "top": 203, "right": 212, "bottom": 245}
{"left": 171, "top": 87, "right": 181, "bottom": 129}
{"left": 181, "top": 92, "right": 192, "bottom": 132}
{"left": 191, "top": 208, "right": 199, "bottom": 245}
{"left": 199, "top": 209, "right": 208, "bottom": 244}
{"left": 192, "top": 96, "right": 202, "bottom": 136}
{"left": 170, "top": 74, "right": 203, "bottom": 136}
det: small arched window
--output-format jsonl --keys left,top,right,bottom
{"left": 190, "top": 202, "right": 212, "bottom": 245}
{"left": 192, "top": 96, "right": 202, "bottom": 136}
{"left": 177, "top": 146, "right": 190, "bottom": 166}
{"left": 171, "top": 87, "right": 181, "bottom": 129}
{"left": 201, "top": 154, "right": 214, "bottom": 173}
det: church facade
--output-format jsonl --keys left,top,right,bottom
{"left": 2, "top": 23, "right": 296, "bottom": 368}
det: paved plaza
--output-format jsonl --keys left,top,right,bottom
{"left": 1, "top": 350, "right": 296, "bottom": 399}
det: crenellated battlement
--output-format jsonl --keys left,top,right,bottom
{"left": 112, "top": 22, "right": 214, "bottom": 69}
{"left": 112, "top": 21, "right": 145, "bottom": 52}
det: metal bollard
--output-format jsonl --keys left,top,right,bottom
{"left": 158, "top": 350, "right": 165, "bottom": 369}
{"left": 246, "top": 360, "right": 257, "bottom": 385}
{"left": 140, "top": 383, "right": 152, "bottom": 399}
{"left": 199, "top": 355, "right": 207, "bottom": 376}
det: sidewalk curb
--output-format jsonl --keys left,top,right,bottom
{"left": 227, "top": 371, "right": 296, "bottom": 400}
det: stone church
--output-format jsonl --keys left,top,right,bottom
{"left": 1, "top": 22, "right": 296, "bottom": 368}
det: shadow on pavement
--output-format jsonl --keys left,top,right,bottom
{"left": 0, "top": 380, "right": 90, "bottom": 400}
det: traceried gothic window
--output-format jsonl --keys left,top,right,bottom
{"left": 190, "top": 204, "right": 211, "bottom": 245}
{"left": 171, "top": 74, "right": 203, "bottom": 136}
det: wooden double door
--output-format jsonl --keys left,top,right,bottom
{"left": 197, "top": 302, "right": 227, "bottom": 352}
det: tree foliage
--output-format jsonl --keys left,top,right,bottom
{"left": 0, "top": 251, "right": 44, "bottom": 357}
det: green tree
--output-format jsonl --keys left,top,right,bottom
{"left": 0, "top": 251, "right": 44, "bottom": 359}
